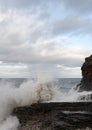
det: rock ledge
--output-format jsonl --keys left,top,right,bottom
{"left": 13, "top": 102, "right": 92, "bottom": 130}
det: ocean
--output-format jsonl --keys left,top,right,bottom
{"left": 0, "top": 78, "right": 81, "bottom": 90}
{"left": 0, "top": 77, "right": 91, "bottom": 130}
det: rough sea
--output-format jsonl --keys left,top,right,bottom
{"left": 0, "top": 77, "right": 92, "bottom": 130}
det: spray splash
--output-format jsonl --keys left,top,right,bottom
{"left": 0, "top": 77, "right": 61, "bottom": 130}
{"left": 0, "top": 77, "right": 92, "bottom": 130}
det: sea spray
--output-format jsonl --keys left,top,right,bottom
{"left": 0, "top": 116, "right": 19, "bottom": 130}
{"left": 0, "top": 77, "right": 60, "bottom": 130}
{"left": 0, "top": 78, "right": 92, "bottom": 130}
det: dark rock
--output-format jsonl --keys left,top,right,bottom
{"left": 13, "top": 102, "right": 92, "bottom": 130}
{"left": 78, "top": 55, "right": 92, "bottom": 91}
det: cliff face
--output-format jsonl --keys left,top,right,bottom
{"left": 78, "top": 55, "right": 92, "bottom": 91}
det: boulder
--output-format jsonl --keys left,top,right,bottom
{"left": 78, "top": 55, "right": 92, "bottom": 91}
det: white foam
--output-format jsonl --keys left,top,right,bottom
{"left": 0, "top": 77, "right": 92, "bottom": 130}
{"left": 0, "top": 116, "right": 19, "bottom": 130}
{"left": 0, "top": 77, "right": 60, "bottom": 130}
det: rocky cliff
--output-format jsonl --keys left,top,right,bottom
{"left": 78, "top": 55, "right": 92, "bottom": 91}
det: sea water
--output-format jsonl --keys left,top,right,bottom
{"left": 0, "top": 77, "right": 92, "bottom": 130}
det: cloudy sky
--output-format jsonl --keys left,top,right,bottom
{"left": 0, "top": 0, "right": 91, "bottom": 78}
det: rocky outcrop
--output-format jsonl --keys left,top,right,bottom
{"left": 12, "top": 56, "right": 92, "bottom": 130}
{"left": 13, "top": 102, "right": 92, "bottom": 130}
{"left": 78, "top": 55, "right": 92, "bottom": 91}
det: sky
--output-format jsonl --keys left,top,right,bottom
{"left": 0, "top": 0, "right": 91, "bottom": 78}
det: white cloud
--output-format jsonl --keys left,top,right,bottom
{"left": 0, "top": 11, "right": 90, "bottom": 65}
{"left": 0, "top": 63, "right": 31, "bottom": 78}
{"left": 0, "top": 1, "right": 90, "bottom": 77}
{"left": 56, "top": 64, "right": 81, "bottom": 78}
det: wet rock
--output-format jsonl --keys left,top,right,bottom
{"left": 13, "top": 102, "right": 92, "bottom": 130}
{"left": 78, "top": 55, "right": 92, "bottom": 91}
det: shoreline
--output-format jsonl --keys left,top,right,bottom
{"left": 13, "top": 102, "right": 92, "bottom": 130}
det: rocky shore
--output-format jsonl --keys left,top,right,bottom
{"left": 13, "top": 102, "right": 92, "bottom": 130}
{"left": 12, "top": 55, "right": 92, "bottom": 130}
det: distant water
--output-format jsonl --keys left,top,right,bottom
{"left": 0, "top": 78, "right": 81, "bottom": 90}
{"left": 55, "top": 78, "right": 81, "bottom": 92}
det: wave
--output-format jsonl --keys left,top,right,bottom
{"left": 0, "top": 77, "right": 61, "bottom": 130}
{"left": 0, "top": 77, "right": 92, "bottom": 130}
